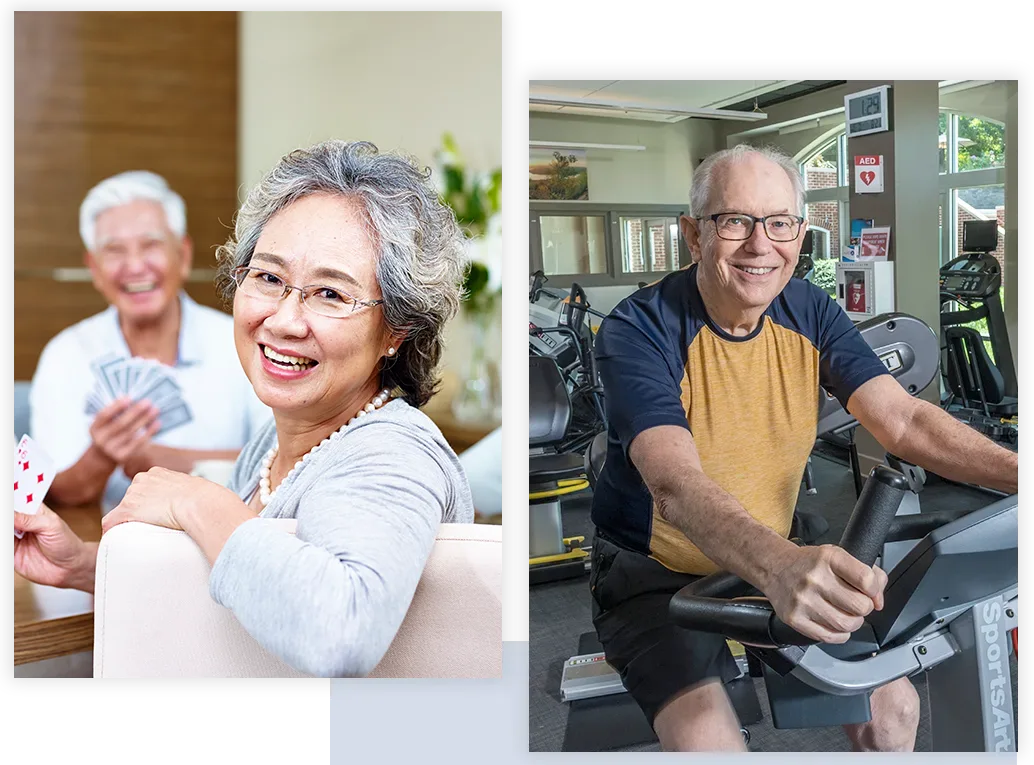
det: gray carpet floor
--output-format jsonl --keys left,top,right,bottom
{"left": 528, "top": 449, "right": 1018, "bottom": 752}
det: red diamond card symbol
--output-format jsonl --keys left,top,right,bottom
{"left": 25, "top": 493, "right": 33, "bottom": 504}
{"left": 13, "top": 481, "right": 18, "bottom": 491}
{"left": 21, "top": 461, "right": 29, "bottom": 472}
{"left": 37, "top": 473, "right": 44, "bottom": 483}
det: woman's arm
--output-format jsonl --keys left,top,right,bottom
{"left": 102, "top": 469, "right": 257, "bottom": 563}
{"left": 207, "top": 428, "right": 448, "bottom": 677}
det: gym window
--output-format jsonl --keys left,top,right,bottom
{"left": 529, "top": 202, "right": 691, "bottom": 286}
{"left": 799, "top": 134, "right": 849, "bottom": 298}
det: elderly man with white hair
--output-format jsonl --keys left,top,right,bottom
{"left": 588, "top": 144, "right": 1017, "bottom": 751}
{"left": 31, "top": 171, "right": 270, "bottom": 512}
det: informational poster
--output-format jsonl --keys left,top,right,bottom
{"left": 850, "top": 217, "right": 874, "bottom": 246}
{"left": 858, "top": 226, "right": 891, "bottom": 260}
{"left": 854, "top": 155, "right": 884, "bottom": 193}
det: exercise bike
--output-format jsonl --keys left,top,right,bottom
{"left": 529, "top": 273, "right": 607, "bottom": 584}
{"left": 670, "top": 465, "right": 1017, "bottom": 752}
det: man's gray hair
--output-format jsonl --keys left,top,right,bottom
{"left": 215, "top": 140, "right": 465, "bottom": 408}
{"left": 79, "top": 170, "right": 187, "bottom": 251}
{"left": 690, "top": 144, "right": 806, "bottom": 219}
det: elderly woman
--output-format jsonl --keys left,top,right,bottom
{"left": 14, "top": 141, "right": 475, "bottom": 676}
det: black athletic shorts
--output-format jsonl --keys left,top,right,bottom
{"left": 589, "top": 534, "right": 742, "bottom": 726}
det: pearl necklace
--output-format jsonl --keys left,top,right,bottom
{"left": 258, "top": 388, "right": 392, "bottom": 507}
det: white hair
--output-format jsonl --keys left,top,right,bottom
{"left": 79, "top": 170, "right": 187, "bottom": 250}
{"left": 690, "top": 144, "right": 806, "bottom": 218}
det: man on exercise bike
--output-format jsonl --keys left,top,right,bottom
{"left": 590, "top": 145, "right": 1018, "bottom": 752}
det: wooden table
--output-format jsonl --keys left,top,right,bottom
{"left": 14, "top": 504, "right": 101, "bottom": 665}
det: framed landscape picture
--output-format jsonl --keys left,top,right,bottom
{"left": 529, "top": 148, "right": 588, "bottom": 200}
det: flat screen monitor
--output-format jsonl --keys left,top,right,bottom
{"left": 800, "top": 229, "right": 813, "bottom": 255}
{"left": 962, "top": 220, "right": 998, "bottom": 253}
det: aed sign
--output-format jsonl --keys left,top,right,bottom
{"left": 854, "top": 155, "right": 884, "bottom": 194}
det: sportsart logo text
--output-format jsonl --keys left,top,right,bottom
{"left": 981, "top": 601, "right": 1014, "bottom": 752}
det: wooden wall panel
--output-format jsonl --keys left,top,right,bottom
{"left": 15, "top": 280, "right": 228, "bottom": 380}
{"left": 14, "top": 11, "right": 238, "bottom": 378}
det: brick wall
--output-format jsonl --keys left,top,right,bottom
{"left": 648, "top": 221, "right": 669, "bottom": 271}
{"left": 626, "top": 219, "right": 644, "bottom": 271}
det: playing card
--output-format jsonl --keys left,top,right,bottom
{"left": 129, "top": 360, "right": 160, "bottom": 399}
{"left": 137, "top": 373, "right": 181, "bottom": 408}
{"left": 154, "top": 401, "right": 193, "bottom": 436}
{"left": 148, "top": 376, "right": 185, "bottom": 408}
{"left": 126, "top": 360, "right": 147, "bottom": 396}
{"left": 14, "top": 435, "right": 56, "bottom": 538}
{"left": 90, "top": 353, "right": 127, "bottom": 404}
{"left": 85, "top": 391, "right": 105, "bottom": 416}
{"left": 110, "top": 360, "right": 132, "bottom": 397}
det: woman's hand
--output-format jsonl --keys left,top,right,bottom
{"left": 103, "top": 467, "right": 241, "bottom": 535}
{"left": 14, "top": 505, "right": 99, "bottom": 593}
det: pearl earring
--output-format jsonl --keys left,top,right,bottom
{"left": 387, "top": 347, "right": 396, "bottom": 356}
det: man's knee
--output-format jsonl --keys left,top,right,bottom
{"left": 875, "top": 678, "right": 921, "bottom": 732}
{"left": 653, "top": 679, "right": 746, "bottom": 752}
{"left": 847, "top": 678, "right": 921, "bottom": 751}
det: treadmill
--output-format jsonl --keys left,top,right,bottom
{"left": 939, "top": 220, "right": 1017, "bottom": 444}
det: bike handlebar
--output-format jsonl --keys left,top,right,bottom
{"left": 669, "top": 465, "right": 910, "bottom": 648}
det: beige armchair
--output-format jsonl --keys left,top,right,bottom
{"left": 93, "top": 520, "right": 502, "bottom": 678}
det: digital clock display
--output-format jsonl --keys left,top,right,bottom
{"left": 849, "top": 117, "right": 884, "bottom": 133}
{"left": 844, "top": 86, "right": 890, "bottom": 137}
{"left": 849, "top": 93, "right": 883, "bottom": 120}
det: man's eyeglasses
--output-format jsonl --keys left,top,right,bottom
{"left": 698, "top": 212, "right": 805, "bottom": 242}
{"left": 231, "top": 266, "right": 383, "bottom": 319}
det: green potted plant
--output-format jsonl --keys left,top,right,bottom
{"left": 434, "top": 134, "right": 502, "bottom": 422}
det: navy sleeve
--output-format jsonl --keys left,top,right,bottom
{"left": 816, "top": 293, "right": 890, "bottom": 408}
{"left": 595, "top": 312, "right": 689, "bottom": 457}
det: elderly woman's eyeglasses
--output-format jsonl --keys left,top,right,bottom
{"left": 699, "top": 212, "right": 805, "bottom": 242}
{"left": 231, "top": 266, "right": 384, "bottom": 319}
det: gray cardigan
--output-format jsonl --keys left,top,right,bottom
{"left": 208, "top": 398, "right": 474, "bottom": 677}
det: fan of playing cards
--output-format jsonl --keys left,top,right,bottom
{"left": 86, "top": 353, "right": 193, "bottom": 436}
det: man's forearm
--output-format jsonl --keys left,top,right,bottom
{"left": 895, "top": 400, "right": 1017, "bottom": 493}
{"left": 124, "top": 446, "right": 240, "bottom": 478}
{"left": 47, "top": 445, "right": 116, "bottom": 507}
{"left": 62, "top": 541, "right": 99, "bottom": 593}
{"left": 654, "top": 468, "right": 799, "bottom": 593}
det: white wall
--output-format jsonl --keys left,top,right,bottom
{"left": 529, "top": 113, "right": 720, "bottom": 205}
{"left": 239, "top": 11, "right": 502, "bottom": 401}
{"left": 584, "top": 285, "right": 640, "bottom": 317}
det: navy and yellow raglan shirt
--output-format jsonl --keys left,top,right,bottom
{"left": 592, "top": 265, "right": 889, "bottom": 576}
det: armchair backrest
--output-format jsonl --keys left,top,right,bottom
{"left": 94, "top": 520, "right": 502, "bottom": 678}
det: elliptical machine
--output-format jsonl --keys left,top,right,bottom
{"left": 939, "top": 220, "right": 1018, "bottom": 446}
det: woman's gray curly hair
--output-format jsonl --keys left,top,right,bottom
{"left": 215, "top": 140, "right": 465, "bottom": 408}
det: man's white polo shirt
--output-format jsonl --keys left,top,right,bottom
{"left": 30, "top": 292, "right": 272, "bottom": 512}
